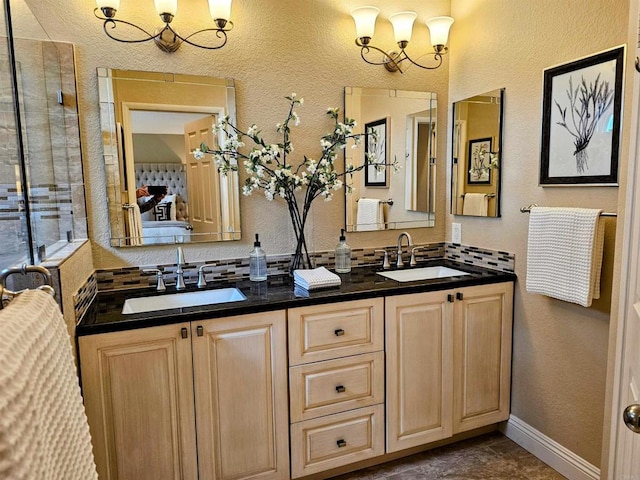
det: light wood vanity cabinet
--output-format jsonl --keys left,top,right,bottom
{"left": 79, "top": 311, "right": 289, "bottom": 480}
{"left": 386, "top": 282, "right": 514, "bottom": 453}
{"left": 288, "top": 298, "right": 386, "bottom": 478}
{"left": 80, "top": 280, "right": 513, "bottom": 480}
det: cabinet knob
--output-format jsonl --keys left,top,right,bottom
{"left": 447, "top": 294, "right": 454, "bottom": 303}
{"left": 180, "top": 327, "right": 188, "bottom": 339}
{"left": 334, "top": 328, "right": 345, "bottom": 336}
{"left": 335, "top": 385, "right": 346, "bottom": 393}
{"left": 336, "top": 439, "right": 347, "bottom": 448}
{"left": 196, "top": 325, "right": 204, "bottom": 337}
{"left": 456, "top": 292, "right": 464, "bottom": 301}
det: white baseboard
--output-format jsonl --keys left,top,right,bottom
{"left": 499, "top": 415, "right": 600, "bottom": 480}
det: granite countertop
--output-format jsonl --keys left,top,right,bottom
{"left": 77, "top": 259, "right": 517, "bottom": 336}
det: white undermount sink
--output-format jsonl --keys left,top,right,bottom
{"left": 377, "top": 266, "right": 470, "bottom": 283}
{"left": 122, "top": 288, "right": 247, "bottom": 315}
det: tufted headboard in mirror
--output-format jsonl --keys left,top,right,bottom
{"left": 135, "top": 163, "right": 189, "bottom": 221}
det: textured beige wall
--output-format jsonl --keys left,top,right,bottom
{"left": 57, "top": 240, "right": 94, "bottom": 340}
{"left": 20, "top": 0, "right": 450, "bottom": 268}
{"left": 449, "top": 0, "right": 629, "bottom": 467}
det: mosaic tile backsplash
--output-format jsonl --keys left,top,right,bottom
{"left": 91, "top": 242, "right": 514, "bottom": 294}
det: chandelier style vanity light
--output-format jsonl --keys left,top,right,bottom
{"left": 94, "top": 0, "right": 233, "bottom": 52}
{"left": 351, "top": 7, "right": 454, "bottom": 73}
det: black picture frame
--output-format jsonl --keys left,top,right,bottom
{"left": 364, "top": 117, "right": 389, "bottom": 187}
{"left": 540, "top": 46, "right": 624, "bottom": 186}
{"left": 467, "top": 137, "right": 493, "bottom": 185}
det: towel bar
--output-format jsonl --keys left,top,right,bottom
{"left": 0, "top": 264, "right": 55, "bottom": 308}
{"left": 357, "top": 198, "right": 393, "bottom": 206}
{"left": 520, "top": 204, "right": 617, "bottom": 217}
{"left": 460, "top": 193, "right": 496, "bottom": 198}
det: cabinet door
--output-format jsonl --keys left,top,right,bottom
{"left": 386, "top": 291, "right": 454, "bottom": 452}
{"left": 453, "top": 282, "right": 514, "bottom": 433}
{"left": 79, "top": 323, "right": 197, "bottom": 480}
{"left": 192, "top": 311, "right": 289, "bottom": 480}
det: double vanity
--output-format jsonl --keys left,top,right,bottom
{"left": 77, "top": 260, "right": 515, "bottom": 480}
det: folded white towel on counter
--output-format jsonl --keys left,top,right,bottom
{"left": 294, "top": 266, "right": 342, "bottom": 290}
{"left": 526, "top": 207, "right": 605, "bottom": 307}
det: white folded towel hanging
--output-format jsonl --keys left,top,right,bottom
{"left": 462, "top": 193, "right": 489, "bottom": 216}
{"left": 526, "top": 207, "right": 605, "bottom": 307}
{"left": 294, "top": 266, "right": 342, "bottom": 290}
{"left": 0, "top": 289, "right": 98, "bottom": 479}
{"left": 356, "top": 198, "right": 384, "bottom": 231}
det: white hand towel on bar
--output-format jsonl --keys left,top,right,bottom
{"left": 462, "top": 193, "right": 488, "bottom": 216}
{"left": 356, "top": 198, "right": 384, "bottom": 231}
{"left": 0, "top": 289, "right": 98, "bottom": 479}
{"left": 526, "top": 207, "right": 605, "bottom": 307}
{"left": 294, "top": 266, "right": 342, "bottom": 290}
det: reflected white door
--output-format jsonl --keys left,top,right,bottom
{"left": 184, "top": 116, "right": 221, "bottom": 239}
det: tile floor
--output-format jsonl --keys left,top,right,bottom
{"left": 331, "top": 432, "right": 567, "bottom": 479}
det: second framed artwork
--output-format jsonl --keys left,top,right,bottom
{"left": 364, "top": 117, "right": 390, "bottom": 187}
{"left": 540, "top": 46, "right": 624, "bottom": 185}
{"left": 467, "top": 137, "right": 493, "bottom": 185}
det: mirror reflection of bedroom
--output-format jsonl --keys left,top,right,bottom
{"left": 130, "top": 110, "right": 220, "bottom": 244}
{"left": 98, "top": 68, "right": 242, "bottom": 246}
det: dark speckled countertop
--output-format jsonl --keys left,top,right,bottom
{"left": 77, "top": 259, "right": 516, "bottom": 336}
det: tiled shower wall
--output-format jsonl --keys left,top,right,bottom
{"left": 0, "top": 38, "right": 86, "bottom": 266}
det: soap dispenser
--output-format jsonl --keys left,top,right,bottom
{"left": 250, "top": 233, "right": 268, "bottom": 281}
{"left": 335, "top": 229, "right": 351, "bottom": 273}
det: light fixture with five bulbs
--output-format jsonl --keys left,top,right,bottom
{"left": 94, "top": 0, "right": 233, "bottom": 53}
{"left": 351, "top": 7, "right": 454, "bottom": 73}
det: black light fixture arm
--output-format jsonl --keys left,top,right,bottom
{"left": 93, "top": 8, "right": 233, "bottom": 51}
{"left": 355, "top": 38, "right": 403, "bottom": 72}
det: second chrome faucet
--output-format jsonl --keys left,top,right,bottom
{"left": 396, "top": 232, "right": 413, "bottom": 268}
{"left": 175, "top": 246, "right": 186, "bottom": 290}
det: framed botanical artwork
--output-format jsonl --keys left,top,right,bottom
{"left": 364, "top": 117, "right": 389, "bottom": 187}
{"left": 540, "top": 46, "right": 624, "bottom": 185}
{"left": 467, "top": 137, "right": 492, "bottom": 184}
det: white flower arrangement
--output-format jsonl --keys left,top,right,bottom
{"left": 195, "top": 93, "right": 398, "bottom": 271}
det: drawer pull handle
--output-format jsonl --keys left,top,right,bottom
{"left": 180, "top": 327, "right": 188, "bottom": 339}
{"left": 336, "top": 439, "right": 347, "bottom": 448}
{"left": 456, "top": 292, "right": 464, "bottom": 301}
{"left": 335, "top": 385, "right": 346, "bottom": 393}
{"left": 447, "top": 294, "right": 454, "bottom": 303}
{"left": 196, "top": 325, "right": 204, "bottom": 337}
{"left": 334, "top": 328, "right": 345, "bottom": 336}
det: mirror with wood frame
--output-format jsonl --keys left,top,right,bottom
{"left": 98, "top": 68, "right": 241, "bottom": 246}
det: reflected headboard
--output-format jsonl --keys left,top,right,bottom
{"left": 135, "top": 163, "right": 188, "bottom": 221}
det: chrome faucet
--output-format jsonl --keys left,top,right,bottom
{"left": 396, "top": 232, "right": 413, "bottom": 268}
{"left": 175, "top": 246, "right": 186, "bottom": 290}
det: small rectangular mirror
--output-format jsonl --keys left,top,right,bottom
{"left": 451, "top": 88, "right": 504, "bottom": 217}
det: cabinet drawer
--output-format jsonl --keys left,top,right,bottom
{"left": 290, "top": 352, "right": 384, "bottom": 422}
{"left": 290, "top": 404, "right": 384, "bottom": 478}
{"left": 288, "top": 298, "right": 384, "bottom": 365}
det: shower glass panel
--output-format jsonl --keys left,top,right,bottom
{"left": 0, "top": 0, "right": 87, "bottom": 271}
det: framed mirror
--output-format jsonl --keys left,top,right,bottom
{"left": 98, "top": 68, "right": 241, "bottom": 246}
{"left": 451, "top": 88, "right": 504, "bottom": 217}
{"left": 345, "top": 87, "right": 437, "bottom": 232}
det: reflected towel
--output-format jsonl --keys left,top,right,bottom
{"left": 526, "top": 207, "right": 605, "bottom": 307}
{"left": 0, "top": 289, "right": 98, "bottom": 479}
{"left": 294, "top": 266, "right": 342, "bottom": 290}
{"left": 356, "top": 198, "right": 384, "bottom": 231}
{"left": 126, "top": 203, "right": 144, "bottom": 246}
{"left": 462, "top": 193, "right": 488, "bottom": 216}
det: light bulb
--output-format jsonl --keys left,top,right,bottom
{"left": 209, "top": 0, "right": 232, "bottom": 21}
{"left": 426, "top": 16, "right": 454, "bottom": 49}
{"left": 154, "top": 0, "right": 177, "bottom": 16}
{"left": 96, "top": 0, "right": 119, "bottom": 9}
{"left": 351, "top": 6, "right": 379, "bottom": 40}
{"left": 389, "top": 11, "right": 417, "bottom": 45}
